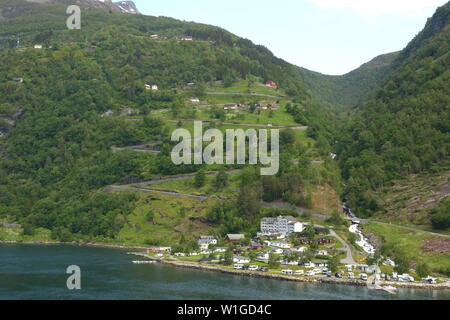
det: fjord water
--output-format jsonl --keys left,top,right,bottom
{"left": 0, "top": 245, "right": 448, "bottom": 300}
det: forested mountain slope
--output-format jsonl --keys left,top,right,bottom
{"left": 0, "top": 0, "right": 340, "bottom": 242}
{"left": 337, "top": 3, "right": 449, "bottom": 229}
{"left": 298, "top": 52, "right": 399, "bottom": 110}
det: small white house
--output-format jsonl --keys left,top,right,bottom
{"left": 270, "top": 241, "right": 291, "bottom": 249}
{"left": 383, "top": 258, "right": 396, "bottom": 267}
{"left": 312, "top": 261, "right": 328, "bottom": 268}
{"left": 291, "top": 246, "right": 308, "bottom": 253}
{"left": 34, "top": 44, "right": 43, "bottom": 49}
{"left": 233, "top": 256, "right": 251, "bottom": 264}
{"left": 317, "top": 250, "right": 329, "bottom": 256}
{"left": 356, "top": 264, "right": 377, "bottom": 274}
{"left": 270, "top": 248, "right": 283, "bottom": 255}
{"left": 189, "top": 97, "right": 200, "bottom": 104}
{"left": 145, "top": 84, "right": 158, "bottom": 91}
{"left": 198, "top": 236, "right": 218, "bottom": 250}
{"left": 214, "top": 247, "right": 227, "bottom": 253}
{"left": 256, "top": 252, "right": 270, "bottom": 260}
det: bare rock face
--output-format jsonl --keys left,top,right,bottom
{"left": 365, "top": 233, "right": 381, "bottom": 250}
{"left": 423, "top": 238, "right": 450, "bottom": 254}
{"left": 114, "top": 1, "right": 140, "bottom": 14}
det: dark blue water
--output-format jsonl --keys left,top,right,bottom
{"left": 0, "top": 245, "right": 449, "bottom": 300}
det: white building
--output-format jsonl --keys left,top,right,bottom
{"left": 145, "top": 84, "right": 158, "bottom": 91}
{"left": 291, "top": 246, "right": 308, "bottom": 253}
{"left": 269, "top": 241, "right": 291, "bottom": 249}
{"left": 198, "top": 236, "right": 217, "bottom": 250}
{"left": 189, "top": 97, "right": 200, "bottom": 103}
{"left": 258, "top": 216, "right": 305, "bottom": 237}
{"left": 233, "top": 256, "right": 251, "bottom": 264}
{"left": 302, "top": 262, "right": 315, "bottom": 269}
{"left": 256, "top": 252, "right": 270, "bottom": 260}
{"left": 270, "top": 248, "right": 283, "bottom": 255}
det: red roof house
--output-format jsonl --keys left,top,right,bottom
{"left": 265, "top": 80, "right": 276, "bottom": 88}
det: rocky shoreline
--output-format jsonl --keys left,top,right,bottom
{"left": 140, "top": 255, "right": 450, "bottom": 291}
{"left": 1, "top": 240, "right": 449, "bottom": 291}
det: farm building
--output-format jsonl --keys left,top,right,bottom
{"left": 265, "top": 80, "right": 276, "bottom": 88}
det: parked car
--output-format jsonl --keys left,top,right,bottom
{"left": 403, "top": 274, "right": 414, "bottom": 282}
{"left": 385, "top": 274, "right": 391, "bottom": 281}
{"left": 348, "top": 272, "right": 355, "bottom": 279}
{"left": 234, "top": 264, "right": 243, "bottom": 270}
{"left": 306, "top": 271, "right": 315, "bottom": 277}
{"left": 335, "top": 273, "right": 343, "bottom": 278}
{"left": 248, "top": 265, "right": 259, "bottom": 271}
{"left": 242, "top": 265, "right": 250, "bottom": 270}
{"left": 313, "top": 268, "right": 322, "bottom": 275}
{"left": 258, "top": 267, "right": 268, "bottom": 272}
{"left": 359, "top": 273, "right": 368, "bottom": 280}
{"left": 421, "top": 277, "right": 437, "bottom": 284}
{"left": 294, "top": 270, "right": 304, "bottom": 276}
{"left": 282, "top": 269, "right": 294, "bottom": 275}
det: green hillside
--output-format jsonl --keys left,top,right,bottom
{"left": 337, "top": 3, "right": 449, "bottom": 228}
{"left": 298, "top": 52, "right": 399, "bottom": 110}
{"left": 0, "top": 0, "right": 341, "bottom": 244}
